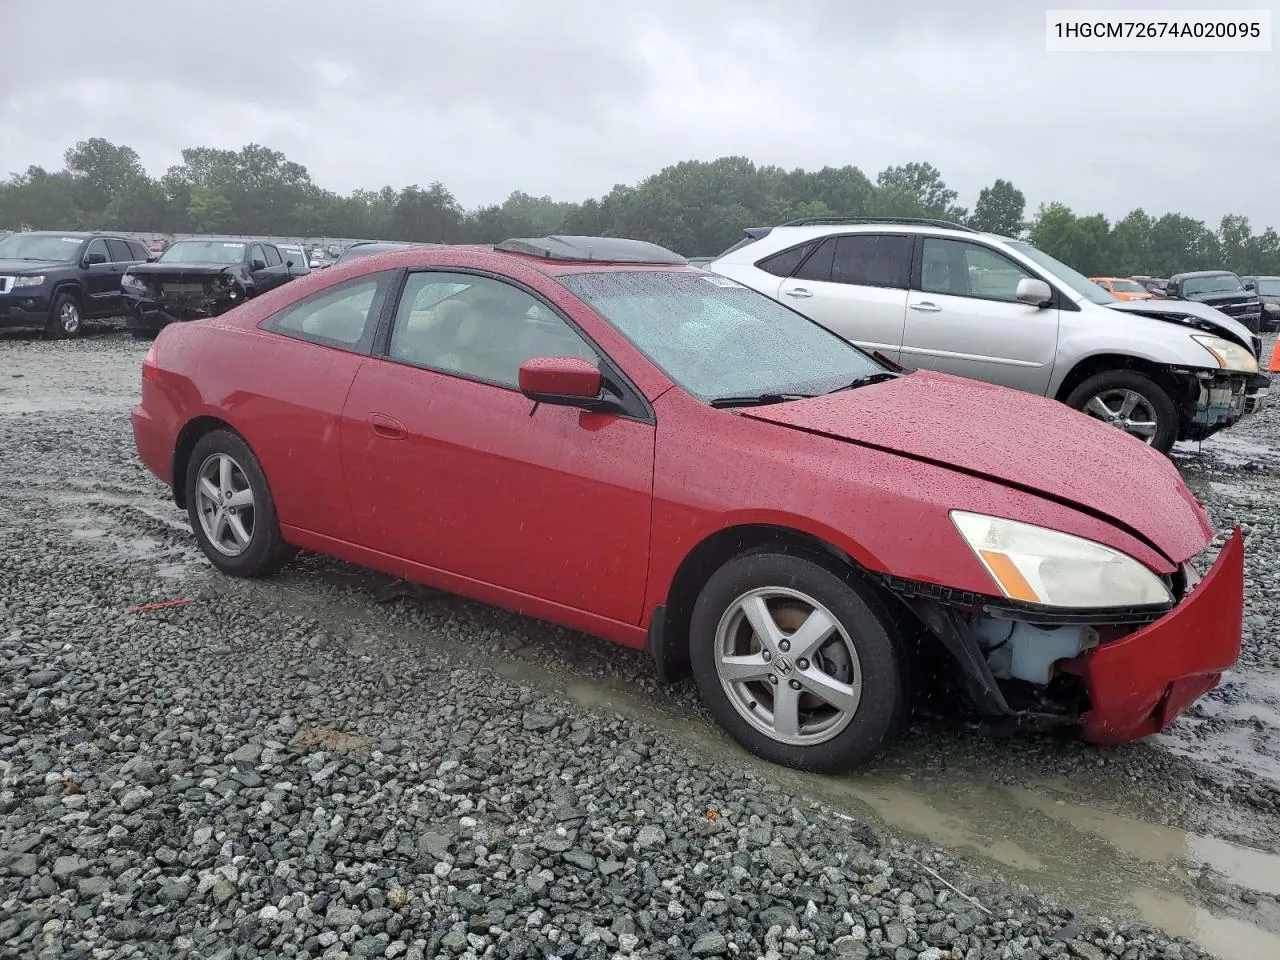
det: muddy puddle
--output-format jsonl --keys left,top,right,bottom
{"left": 544, "top": 676, "right": 1280, "bottom": 959}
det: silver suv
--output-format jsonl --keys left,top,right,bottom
{"left": 706, "top": 217, "right": 1268, "bottom": 453}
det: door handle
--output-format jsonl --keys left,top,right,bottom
{"left": 909, "top": 301, "right": 942, "bottom": 313}
{"left": 369, "top": 413, "right": 406, "bottom": 440}
{"left": 784, "top": 287, "right": 813, "bottom": 299}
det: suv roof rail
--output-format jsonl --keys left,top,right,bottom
{"left": 779, "top": 215, "right": 980, "bottom": 233}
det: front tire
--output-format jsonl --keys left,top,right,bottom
{"left": 1065, "top": 370, "right": 1179, "bottom": 453}
{"left": 45, "top": 292, "right": 83, "bottom": 339}
{"left": 689, "top": 551, "right": 906, "bottom": 773}
{"left": 185, "top": 430, "right": 294, "bottom": 577}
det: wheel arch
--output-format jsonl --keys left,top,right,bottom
{"left": 648, "top": 523, "right": 870, "bottom": 683}
{"left": 1052, "top": 353, "right": 1188, "bottom": 406}
{"left": 49, "top": 279, "right": 85, "bottom": 304}
{"left": 171, "top": 415, "right": 239, "bottom": 508}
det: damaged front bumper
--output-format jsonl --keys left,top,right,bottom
{"left": 1068, "top": 528, "right": 1244, "bottom": 743}
{"left": 885, "top": 527, "right": 1244, "bottom": 743}
{"left": 1182, "top": 370, "right": 1269, "bottom": 440}
{"left": 123, "top": 293, "right": 238, "bottom": 332}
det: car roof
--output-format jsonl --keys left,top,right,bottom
{"left": 15, "top": 231, "right": 95, "bottom": 239}
{"left": 1170, "top": 269, "right": 1237, "bottom": 279}
{"left": 321, "top": 237, "right": 699, "bottom": 279}
{"left": 168, "top": 237, "right": 251, "bottom": 245}
{"left": 494, "top": 235, "right": 687, "bottom": 265}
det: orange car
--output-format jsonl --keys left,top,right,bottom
{"left": 1091, "top": 277, "right": 1154, "bottom": 300}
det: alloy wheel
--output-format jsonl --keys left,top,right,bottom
{"left": 60, "top": 301, "right": 81, "bottom": 335}
{"left": 194, "top": 453, "right": 256, "bottom": 556}
{"left": 1082, "top": 388, "right": 1159, "bottom": 444}
{"left": 714, "top": 587, "right": 863, "bottom": 746}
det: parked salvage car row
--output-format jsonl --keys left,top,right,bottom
{"left": 130, "top": 233, "right": 1248, "bottom": 772}
{"left": 1095, "top": 271, "right": 1277, "bottom": 333}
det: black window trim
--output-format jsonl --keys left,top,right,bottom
{"left": 372, "top": 266, "right": 656, "bottom": 425}
{"left": 754, "top": 239, "right": 819, "bottom": 278}
{"left": 790, "top": 235, "right": 839, "bottom": 283}
{"left": 104, "top": 237, "right": 135, "bottom": 263}
{"left": 259, "top": 268, "right": 401, "bottom": 356}
{"left": 84, "top": 237, "right": 109, "bottom": 263}
{"left": 909, "top": 235, "right": 1080, "bottom": 312}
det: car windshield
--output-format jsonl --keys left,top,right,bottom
{"left": 1257, "top": 279, "right": 1280, "bottom": 296}
{"left": 0, "top": 234, "right": 83, "bottom": 262}
{"left": 1183, "top": 274, "right": 1244, "bottom": 296}
{"left": 160, "top": 241, "right": 245, "bottom": 265}
{"left": 1110, "top": 279, "right": 1146, "bottom": 293}
{"left": 1005, "top": 240, "right": 1116, "bottom": 305}
{"left": 338, "top": 243, "right": 408, "bottom": 264}
{"left": 557, "top": 270, "right": 887, "bottom": 401}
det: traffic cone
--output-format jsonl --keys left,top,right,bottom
{"left": 1270, "top": 337, "right": 1280, "bottom": 373}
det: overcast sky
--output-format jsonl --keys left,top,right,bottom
{"left": 3, "top": 0, "right": 1277, "bottom": 227}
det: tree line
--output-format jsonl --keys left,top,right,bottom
{"left": 2, "top": 137, "right": 1277, "bottom": 278}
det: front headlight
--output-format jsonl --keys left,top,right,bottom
{"left": 1192, "top": 334, "right": 1258, "bottom": 373}
{"left": 1263, "top": 302, "right": 1279, "bottom": 313}
{"left": 950, "top": 511, "right": 1173, "bottom": 609}
{"left": 121, "top": 274, "right": 146, "bottom": 292}
{"left": 12, "top": 275, "right": 45, "bottom": 288}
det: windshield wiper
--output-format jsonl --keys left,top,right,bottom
{"left": 708, "top": 392, "right": 815, "bottom": 409}
{"left": 826, "top": 371, "right": 901, "bottom": 394}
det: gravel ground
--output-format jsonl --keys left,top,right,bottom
{"left": 2, "top": 329, "right": 1278, "bottom": 960}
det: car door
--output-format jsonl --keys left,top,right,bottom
{"left": 251, "top": 271, "right": 397, "bottom": 540}
{"left": 81, "top": 238, "right": 124, "bottom": 316}
{"left": 775, "top": 233, "right": 912, "bottom": 360}
{"left": 261, "top": 244, "right": 292, "bottom": 289}
{"left": 901, "top": 237, "right": 1060, "bottom": 395}
{"left": 340, "top": 270, "right": 655, "bottom": 624}
{"left": 247, "top": 243, "right": 277, "bottom": 293}
{"left": 101, "top": 238, "right": 143, "bottom": 314}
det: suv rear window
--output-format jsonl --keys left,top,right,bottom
{"left": 831, "top": 235, "right": 911, "bottom": 289}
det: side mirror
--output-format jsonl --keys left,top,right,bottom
{"left": 1015, "top": 277, "right": 1053, "bottom": 307}
{"left": 251, "top": 258, "right": 267, "bottom": 271}
{"left": 86, "top": 251, "right": 107, "bottom": 266}
{"left": 147, "top": 253, "right": 159, "bottom": 262}
{"left": 286, "top": 259, "right": 295, "bottom": 268}
{"left": 518, "top": 357, "right": 603, "bottom": 409}
{"left": 1242, "top": 279, "right": 1256, "bottom": 292}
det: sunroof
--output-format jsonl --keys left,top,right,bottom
{"left": 495, "top": 235, "right": 687, "bottom": 265}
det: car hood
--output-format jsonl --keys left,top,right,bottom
{"left": 0, "top": 259, "right": 70, "bottom": 273}
{"left": 127, "top": 262, "right": 240, "bottom": 278}
{"left": 739, "top": 371, "right": 1211, "bottom": 563}
{"left": 1106, "top": 297, "right": 1254, "bottom": 347}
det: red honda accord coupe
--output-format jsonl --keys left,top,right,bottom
{"left": 131, "top": 235, "right": 1244, "bottom": 771}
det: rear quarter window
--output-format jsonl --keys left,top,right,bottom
{"left": 756, "top": 241, "right": 817, "bottom": 277}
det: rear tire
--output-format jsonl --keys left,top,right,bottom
{"left": 45, "top": 292, "right": 84, "bottom": 340}
{"left": 689, "top": 551, "right": 906, "bottom": 773}
{"left": 1065, "top": 370, "right": 1179, "bottom": 454}
{"left": 185, "top": 430, "right": 295, "bottom": 577}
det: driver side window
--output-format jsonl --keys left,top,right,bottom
{"left": 85, "top": 238, "right": 108, "bottom": 263}
{"left": 920, "top": 238, "right": 1034, "bottom": 303}
{"left": 387, "top": 272, "right": 597, "bottom": 388}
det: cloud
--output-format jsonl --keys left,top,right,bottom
{"left": 1, "top": 0, "right": 1276, "bottom": 228}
